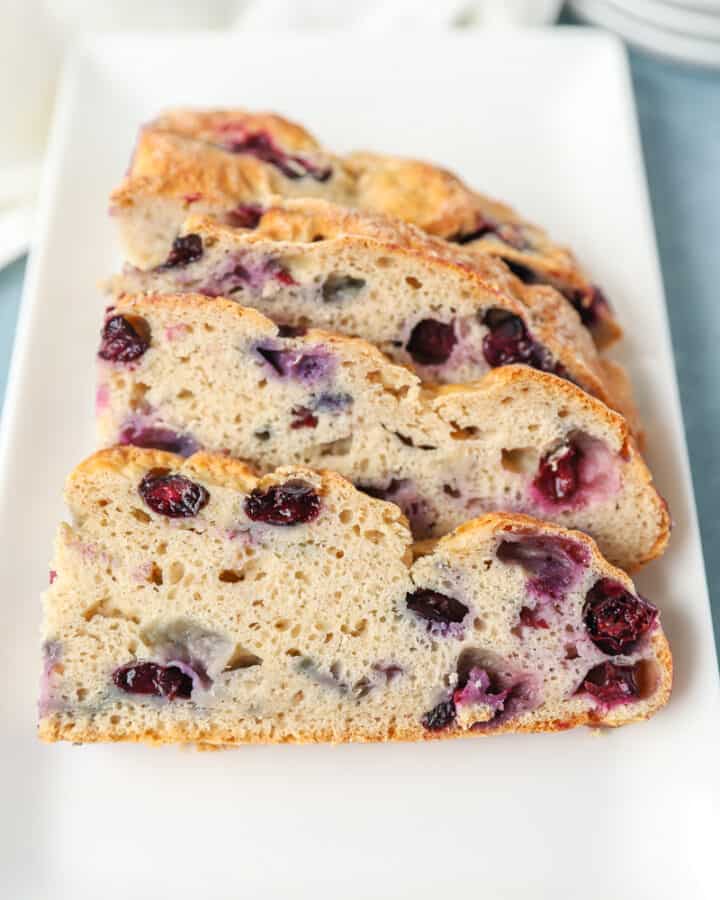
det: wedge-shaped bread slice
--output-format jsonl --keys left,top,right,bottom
{"left": 110, "top": 108, "right": 620, "bottom": 345}
{"left": 109, "top": 202, "right": 625, "bottom": 414}
{"left": 96, "top": 294, "right": 668, "bottom": 571}
{"left": 39, "top": 448, "right": 671, "bottom": 746}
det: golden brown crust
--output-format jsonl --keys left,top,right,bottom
{"left": 67, "top": 444, "right": 392, "bottom": 512}
{"left": 153, "top": 108, "right": 323, "bottom": 153}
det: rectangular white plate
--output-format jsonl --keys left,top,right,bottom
{"left": 1, "top": 30, "right": 718, "bottom": 900}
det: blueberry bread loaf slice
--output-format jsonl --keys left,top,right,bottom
{"left": 109, "top": 202, "right": 621, "bottom": 411}
{"left": 110, "top": 108, "right": 619, "bottom": 345}
{"left": 39, "top": 448, "right": 671, "bottom": 746}
{"left": 96, "top": 293, "right": 668, "bottom": 570}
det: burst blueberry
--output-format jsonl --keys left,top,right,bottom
{"left": 533, "top": 442, "right": 581, "bottom": 504}
{"left": 580, "top": 662, "right": 638, "bottom": 706}
{"left": 482, "top": 307, "right": 555, "bottom": 372}
{"left": 139, "top": 470, "right": 209, "bottom": 518}
{"left": 406, "top": 588, "right": 468, "bottom": 630}
{"left": 112, "top": 661, "right": 194, "bottom": 700}
{"left": 583, "top": 579, "right": 657, "bottom": 655}
{"left": 161, "top": 233, "right": 203, "bottom": 268}
{"left": 245, "top": 479, "right": 320, "bottom": 525}
{"left": 98, "top": 315, "right": 150, "bottom": 363}
{"left": 406, "top": 318, "right": 457, "bottom": 365}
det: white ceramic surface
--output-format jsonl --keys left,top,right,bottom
{"left": 0, "top": 30, "right": 718, "bottom": 900}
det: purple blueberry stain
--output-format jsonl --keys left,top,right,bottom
{"left": 215, "top": 126, "right": 332, "bottom": 181}
{"left": 356, "top": 479, "right": 436, "bottom": 538}
{"left": 315, "top": 392, "right": 353, "bottom": 413}
{"left": 119, "top": 422, "right": 199, "bottom": 457}
{"left": 453, "top": 667, "right": 508, "bottom": 715}
{"left": 199, "top": 252, "right": 296, "bottom": 297}
{"left": 454, "top": 650, "right": 542, "bottom": 731}
{"left": 256, "top": 343, "right": 335, "bottom": 385}
{"left": 497, "top": 533, "right": 590, "bottom": 600}
{"left": 39, "top": 640, "right": 63, "bottom": 716}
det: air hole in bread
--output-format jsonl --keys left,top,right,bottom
{"left": 634, "top": 658, "right": 661, "bottom": 699}
{"left": 450, "top": 423, "right": 479, "bottom": 440}
{"left": 83, "top": 598, "right": 139, "bottom": 625}
{"left": 218, "top": 569, "right": 244, "bottom": 583}
{"left": 501, "top": 447, "right": 538, "bottom": 474}
{"left": 224, "top": 645, "right": 262, "bottom": 671}
{"left": 406, "top": 276, "right": 422, "bottom": 289}
{"left": 131, "top": 508, "right": 151, "bottom": 524}
{"left": 318, "top": 435, "right": 354, "bottom": 456}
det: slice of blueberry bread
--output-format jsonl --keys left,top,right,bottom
{"left": 108, "top": 202, "right": 625, "bottom": 413}
{"left": 96, "top": 293, "right": 668, "bottom": 571}
{"left": 39, "top": 447, "right": 671, "bottom": 746}
{"left": 109, "top": 108, "right": 620, "bottom": 345}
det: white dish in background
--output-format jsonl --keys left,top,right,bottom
{"left": 617, "top": 0, "right": 720, "bottom": 38}
{"left": 570, "top": 0, "right": 720, "bottom": 66}
{"left": 0, "top": 31, "right": 718, "bottom": 900}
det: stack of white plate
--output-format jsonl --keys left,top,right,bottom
{"left": 568, "top": 0, "right": 720, "bottom": 67}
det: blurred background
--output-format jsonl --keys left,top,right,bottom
{"left": 1, "top": 0, "right": 719, "bottom": 642}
